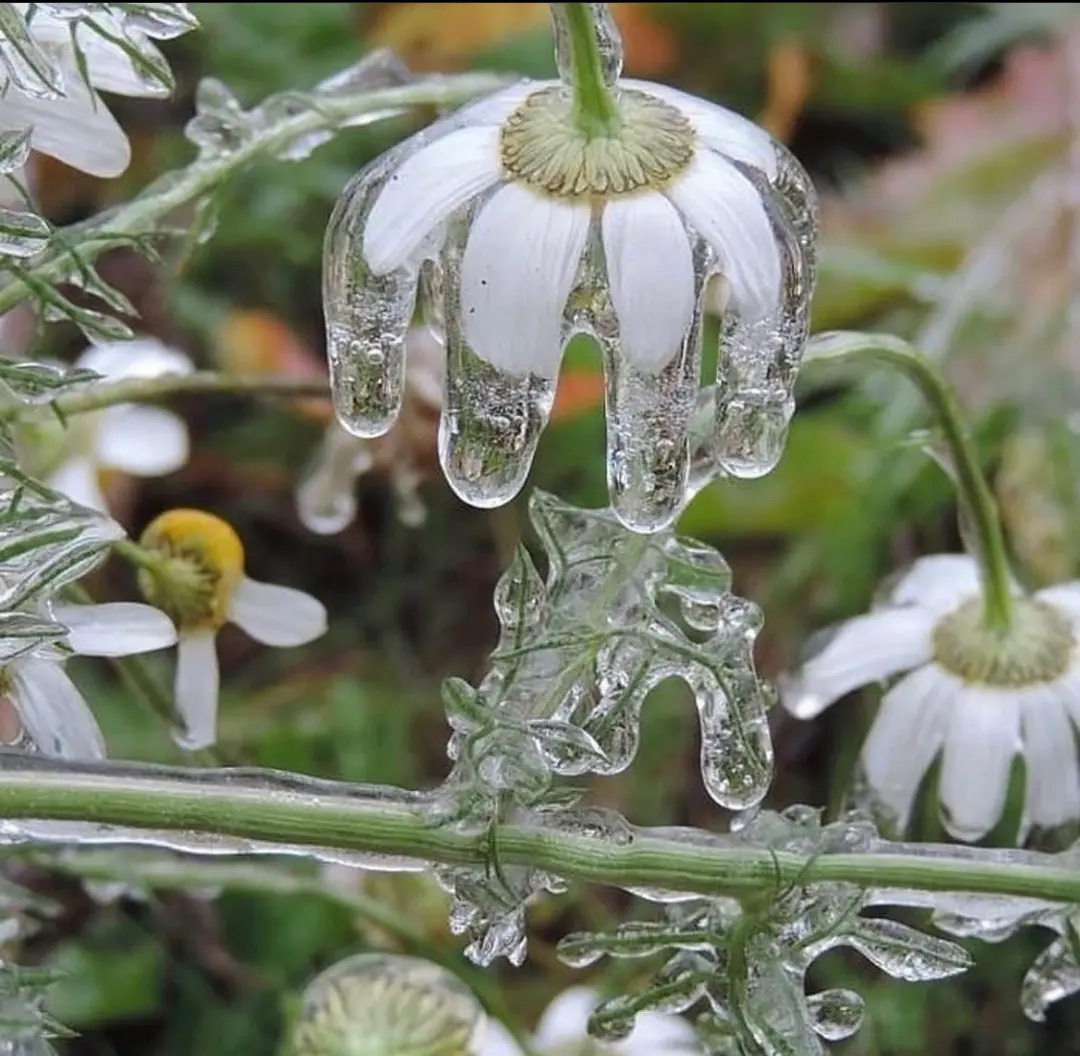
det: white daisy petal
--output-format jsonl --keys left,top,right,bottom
{"left": 10, "top": 657, "right": 105, "bottom": 759}
{"left": 454, "top": 81, "right": 539, "bottom": 127}
{"left": 621, "top": 1010, "right": 700, "bottom": 1054}
{"left": 95, "top": 405, "right": 189, "bottom": 477}
{"left": 0, "top": 65, "right": 130, "bottom": 178}
{"left": 602, "top": 191, "right": 695, "bottom": 372}
{"left": 534, "top": 988, "right": 597, "bottom": 1051}
{"left": 1035, "top": 582, "right": 1080, "bottom": 627}
{"left": 1021, "top": 687, "right": 1080, "bottom": 828}
{"left": 861, "top": 664, "right": 955, "bottom": 829}
{"left": 227, "top": 577, "right": 328, "bottom": 647}
{"left": 48, "top": 455, "right": 107, "bottom": 512}
{"left": 55, "top": 602, "right": 176, "bottom": 657}
{"left": 461, "top": 183, "right": 589, "bottom": 378}
{"left": 939, "top": 688, "right": 1021, "bottom": 841}
{"left": 622, "top": 78, "right": 778, "bottom": 177}
{"left": 474, "top": 1019, "right": 524, "bottom": 1056}
{"left": 77, "top": 338, "right": 192, "bottom": 379}
{"left": 666, "top": 150, "right": 780, "bottom": 321}
{"left": 779, "top": 608, "right": 934, "bottom": 719}
{"left": 363, "top": 125, "right": 502, "bottom": 275}
{"left": 889, "top": 554, "right": 983, "bottom": 616}
{"left": 174, "top": 630, "right": 219, "bottom": 751}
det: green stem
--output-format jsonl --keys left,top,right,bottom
{"left": 805, "top": 331, "right": 1015, "bottom": 630}
{"left": 0, "top": 757, "right": 1078, "bottom": 905}
{"left": 0, "top": 72, "right": 507, "bottom": 318}
{"left": 2, "top": 372, "right": 330, "bottom": 424}
{"left": 553, "top": 3, "right": 621, "bottom": 138}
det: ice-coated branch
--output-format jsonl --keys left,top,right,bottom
{"left": 1, "top": 755, "right": 1080, "bottom": 906}
{"left": 0, "top": 69, "right": 509, "bottom": 317}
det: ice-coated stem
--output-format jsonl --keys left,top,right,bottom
{"left": 0, "top": 72, "right": 508, "bottom": 317}
{"left": 0, "top": 755, "right": 1078, "bottom": 905}
{"left": 551, "top": 3, "right": 622, "bottom": 138}
{"left": 0, "top": 371, "right": 329, "bottom": 423}
{"left": 805, "top": 331, "right": 1015, "bottom": 631}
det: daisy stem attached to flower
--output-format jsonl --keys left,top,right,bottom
{"left": 805, "top": 331, "right": 1014, "bottom": 631}
{"left": 551, "top": 3, "right": 622, "bottom": 138}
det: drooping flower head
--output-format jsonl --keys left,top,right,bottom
{"left": 136, "top": 509, "right": 327, "bottom": 750}
{"left": 323, "top": 3, "right": 817, "bottom": 533}
{"left": 781, "top": 554, "right": 1080, "bottom": 842}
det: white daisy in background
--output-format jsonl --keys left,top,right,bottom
{"left": 1, "top": 599, "right": 176, "bottom": 758}
{"left": 46, "top": 338, "right": 193, "bottom": 513}
{"left": 781, "top": 553, "right": 1080, "bottom": 841}
{"left": 0, "top": 2, "right": 196, "bottom": 178}
{"left": 135, "top": 509, "right": 328, "bottom": 750}
{"left": 478, "top": 987, "right": 698, "bottom": 1056}
{"left": 359, "top": 76, "right": 787, "bottom": 379}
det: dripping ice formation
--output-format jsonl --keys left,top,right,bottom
{"left": 321, "top": 19, "right": 818, "bottom": 533}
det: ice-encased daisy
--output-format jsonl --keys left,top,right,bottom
{"left": 1, "top": 599, "right": 176, "bottom": 758}
{"left": 324, "top": 5, "right": 816, "bottom": 532}
{"left": 136, "top": 509, "right": 328, "bottom": 750}
{"left": 478, "top": 986, "right": 698, "bottom": 1056}
{"left": 781, "top": 554, "right": 1080, "bottom": 841}
{"left": 46, "top": 338, "right": 193, "bottom": 513}
{"left": 0, "top": 4, "right": 196, "bottom": 177}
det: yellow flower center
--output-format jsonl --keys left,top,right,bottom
{"left": 137, "top": 509, "right": 245, "bottom": 632}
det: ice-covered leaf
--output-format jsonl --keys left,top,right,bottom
{"left": 844, "top": 917, "right": 972, "bottom": 981}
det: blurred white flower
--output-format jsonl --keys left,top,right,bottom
{"left": 781, "top": 554, "right": 1080, "bottom": 841}
{"left": 137, "top": 509, "right": 328, "bottom": 750}
{"left": 478, "top": 987, "right": 698, "bottom": 1056}
{"left": 48, "top": 338, "right": 193, "bottom": 513}
{"left": 1, "top": 599, "right": 176, "bottom": 758}
{"left": 0, "top": 4, "right": 195, "bottom": 177}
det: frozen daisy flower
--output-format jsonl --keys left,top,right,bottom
{"left": 135, "top": 509, "right": 328, "bottom": 750}
{"left": 46, "top": 338, "right": 193, "bottom": 513}
{"left": 324, "top": 2, "right": 817, "bottom": 533}
{"left": 0, "top": 598, "right": 176, "bottom": 758}
{"left": 781, "top": 553, "right": 1080, "bottom": 841}
{"left": 478, "top": 986, "right": 698, "bottom": 1056}
{"left": 0, "top": 2, "right": 197, "bottom": 178}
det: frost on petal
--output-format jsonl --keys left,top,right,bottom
{"left": 10, "top": 657, "right": 105, "bottom": 759}
{"left": 601, "top": 192, "right": 695, "bottom": 372}
{"left": 55, "top": 601, "right": 177, "bottom": 657}
{"left": 173, "top": 630, "right": 219, "bottom": 751}
{"left": 779, "top": 608, "right": 934, "bottom": 719}
{"left": 939, "top": 687, "right": 1021, "bottom": 841}
{"left": 227, "top": 577, "right": 327, "bottom": 647}
{"left": 0, "top": 65, "right": 130, "bottom": 177}
{"left": 95, "top": 405, "right": 189, "bottom": 476}
{"left": 861, "top": 664, "right": 955, "bottom": 830}
{"left": 666, "top": 150, "right": 780, "bottom": 321}
{"left": 533, "top": 988, "right": 597, "bottom": 1052}
{"left": 1021, "top": 686, "right": 1080, "bottom": 828}
{"left": 48, "top": 455, "right": 107, "bottom": 512}
{"left": 460, "top": 183, "right": 589, "bottom": 378}
{"left": 621, "top": 78, "right": 778, "bottom": 178}
{"left": 77, "top": 338, "right": 192, "bottom": 379}
{"left": 887, "top": 554, "right": 983, "bottom": 616}
{"left": 363, "top": 125, "right": 502, "bottom": 275}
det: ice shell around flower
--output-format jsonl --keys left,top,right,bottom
{"left": 47, "top": 338, "right": 193, "bottom": 512}
{"left": 5, "top": 600, "right": 176, "bottom": 759}
{"left": 477, "top": 986, "right": 699, "bottom": 1055}
{"left": 780, "top": 553, "right": 1080, "bottom": 841}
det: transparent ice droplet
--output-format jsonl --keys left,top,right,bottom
{"left": 0, "top": 129, "right": 31, "bottom": 175}
{"left": 0, "top": 4, "right": 63, "bottom": 99}
{"left": 291, "top": 953, "right": 484, "bottom": 1056}
{"left": 551, "top": 2, "right": 623, "bottom": 88}
{"left": 1021, "top": 936, "right": 1080, "bottom": 1023}
{"left": 323, "top": 157, "right": 416, "bottom": 438}
{"left": 296, "top": 423, "right": 374, "bottom": 535}
{"left": 0, "top": 208, "right": 49, "bottom": 258}
{"left": 184, "top": 77, "right": 252, "bottom": 156}
{"left": 806, "top": 988, "right": 864, "bottom": 1041}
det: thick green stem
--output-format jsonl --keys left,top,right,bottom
{"left": 1, "top": 371, "right": 329, "bottom": 424}
{"left": 0, "top": 758, "right": 1078, "bottom": 905}
{"left": 0, "top": 72, "right": 507, "bottom": 317}
{"left": 553, "top": 3, "right": 622, "bottom": 138}
{"left": 806, "top": 332, "right": 1015, "bottom": 630}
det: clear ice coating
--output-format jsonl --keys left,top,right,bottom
{"left": 320, "top": 4, "right": 819, "bottom": 532}
{"left": 0, "top": 4, "right": 64, "bottom": 99}
{"left": 563, "top": 808, "right": 972, "bottom": 1056}
{"left": 291, "top": 953, "right": 484, "bottom": 1056}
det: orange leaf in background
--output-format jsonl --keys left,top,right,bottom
{"left": 551, "top": 367, "right": 605, "bottom": 423}
{"left": 757, "top": 39, "right": 813, "bottom": 142}
{"left": 215, "top": 308, "right": 331, "bottom": 423}
{"left": 367, "top": 2, "right": 675, "bottom": 76}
